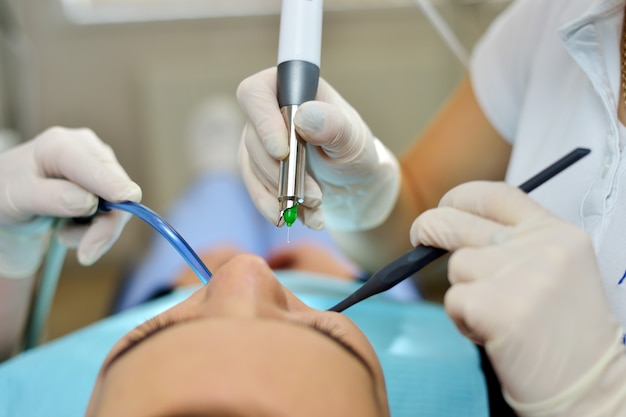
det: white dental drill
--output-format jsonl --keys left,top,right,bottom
{"left": 276, "top": 0, "right": 323, "bottom": 227}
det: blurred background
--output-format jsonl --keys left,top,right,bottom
{"left": 0, "top": 0, "right": 511, "bottom": 341}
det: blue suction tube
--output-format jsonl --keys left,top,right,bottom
{"left": 24, "top": 199, "right": 211, "bottom": 350}
{"left": 98, "top": 199, "right": 212, "bottom": 285}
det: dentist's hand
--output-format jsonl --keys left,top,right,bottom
{"left": 237, "top": 67, "right": 400, "bottom": 231}
{"left": 0, "top": 127, "right": 142, "bottom": 278}
{"left": 410, "top": 181, "right": 626, "bottom": 417}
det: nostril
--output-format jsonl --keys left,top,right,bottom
{"left": 204, "top": 253, "right": 289, "bottom": 308}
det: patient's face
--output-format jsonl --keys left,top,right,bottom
{"left": 85, "top": 254, "right": 389, "bottom": 417}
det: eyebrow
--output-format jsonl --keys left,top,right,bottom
{"left": 103, "top": 317, "right": 376, "bottom": 381}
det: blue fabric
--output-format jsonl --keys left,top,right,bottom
{"left": 0, "top": 272, "right": 487, "bottom": 417}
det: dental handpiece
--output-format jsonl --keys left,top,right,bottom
{"left": 276, "top": 0, "right": 323, "bottom": 227}
{"left": 328, "top": 147, "right": 591, "bottom": 312}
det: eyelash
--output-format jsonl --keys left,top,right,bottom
{"left": 308, "top": 316, "right": 359, "bottom": 352}
{"left": 126, "top": 316, "right": 177, "bottom": 348}
{"left": 119, "top": 314, "right": 355, "bottom": 360}
{"left": 309, "top": 316, "right": 346, "bottom": 339}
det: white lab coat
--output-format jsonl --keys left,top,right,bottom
{"left": 471, "top": 0, "right": 626, "bottom": 325}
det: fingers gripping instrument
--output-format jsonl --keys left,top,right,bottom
{"left": 276, "top": 0, "right": 323, "bottom": 227}
{"left": 329, "top": 147, "right": 591, "bottom": 312}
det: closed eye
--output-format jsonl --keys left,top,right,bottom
{"left": 305, "top": 317, "right": 376, "bottom": 379}
{"left": 102, "top": 313, "right": 374, "bottom": 380}
{"left": 102, "top": 316, "right": 176, "bottom": 374}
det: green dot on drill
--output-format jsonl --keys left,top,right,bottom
{"left": 283, "top": 206, "right": 298, "bottom": 227}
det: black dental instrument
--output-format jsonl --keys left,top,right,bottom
{"left": 328, "top": 147, "right": 591, "bottom": 312}
{"left": 276, "top": 0, "right": 323, "bottom": 227}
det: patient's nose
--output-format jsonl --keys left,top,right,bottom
{"left": 203, "top": 253, "right": 290, "bottom": 315}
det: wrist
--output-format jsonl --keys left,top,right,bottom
{"left": 0, "top": 216, "right": 54, "bottom": 279}
{"left": 504, "top": 327, "right": 626, "bottom": 417}
{"left": 322, "top": 138, "right": 400, "bottom": 231}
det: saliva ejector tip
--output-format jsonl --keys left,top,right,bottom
{"left": 283, "top": 205, "right": 298, "bottom": 227}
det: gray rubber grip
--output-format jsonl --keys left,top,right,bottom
{"left": 277, "top": 60, "right": 320, "bottom": 106}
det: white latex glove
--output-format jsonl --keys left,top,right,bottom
{"left": 0, "top": 127, "right": 142, "bottom": 278}
{"left": 237, "top": 67, "right": 400, "bottom": 231}
{"left": 410, "top": 181, "right": 626, "bottom": 417}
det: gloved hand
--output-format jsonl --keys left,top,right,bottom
{"left": 0, "top": 127, "right": 142, "bottom": 278}
{"left": 237, "top": 67, "right": 400, "bottom": 231}
{"left": 410, "top": 181, "right": 626, "bottom": 416}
